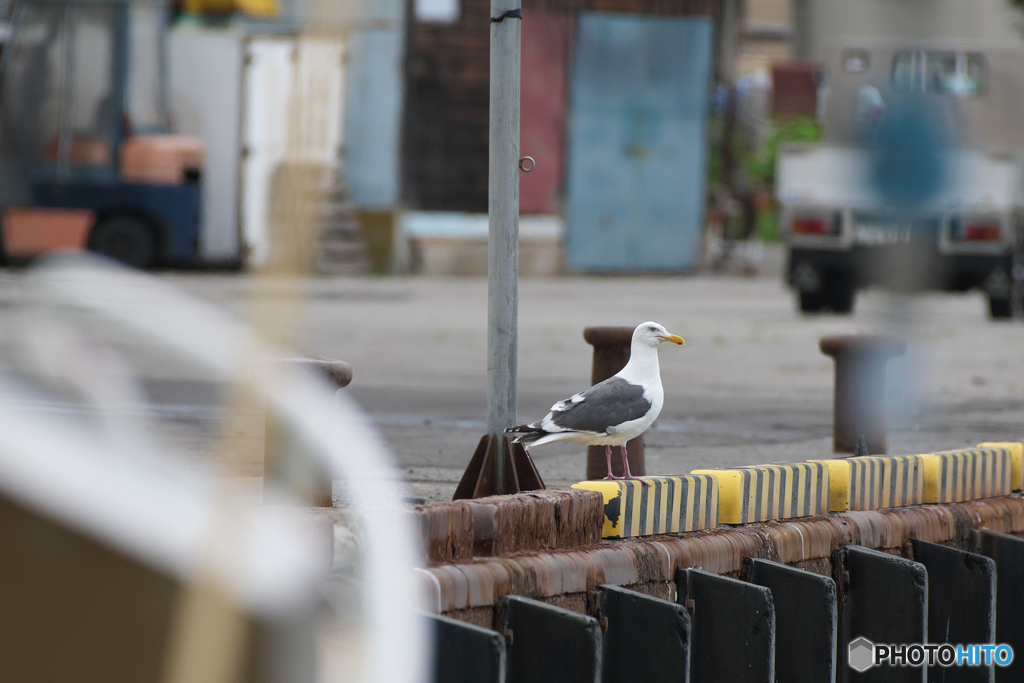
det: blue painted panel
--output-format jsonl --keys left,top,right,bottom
{"left": 343, "top": 0, "right": 406, "bottom": 210}
{"left": 33, "top": 182, "right": 202, "bottom": 263}
{"left": 566, "top": 14, "right": 712, "bottom": 272}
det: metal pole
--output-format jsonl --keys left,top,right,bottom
{"left": 487, "top": 0, "right": 521, "bottom": 493}
{"left": 1012, "top": 217, "right": 1023, "bottom": 321}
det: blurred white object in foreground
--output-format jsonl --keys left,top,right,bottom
{"left": 0, "top": 255, "right": 430, "bottom": 683}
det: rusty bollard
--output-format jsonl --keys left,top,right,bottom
{"left": 820, "top": 333, "right": 905, "bottom": 455}
{"left": 583, "top": 326, "right": 644, "bottom": 479}
{"left": 263, "top": 356, "right": 352, "bottom": 507}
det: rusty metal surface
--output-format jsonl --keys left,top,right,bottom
{"left": 756, "top": 516, "right": 847, "bottom": 565}
{"left": 415, "top": 488, "right": 603, "bottom": 565}
{"left": 475, "top": 489, "right": 603, "bottom": 556}
{"left": 453, "top": 435, "right": 546, "bottom": 500}
{"left": 416, "top": 501, "right": 475, "bottom": 565}
{"left": 960, "top": 496, "right": 1024, "bottom": 533}
{"left": 419, "top": 495, "right": 1024, "bottom": 614}
{"left": 841, "top": 505, "right": 959, "bottom": 550}
{"left": 819, "top": 332, "right": 905, "bottom": 454}
{"left": 582, "top": 325, "right": 644, "bottom": 478}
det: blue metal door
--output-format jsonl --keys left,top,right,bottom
{"left": 565, "top": 13, "right": 712, "bottom": 272}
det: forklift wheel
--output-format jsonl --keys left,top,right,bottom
{"left": 88, "top": 215, "right": 157, "bottom": 269}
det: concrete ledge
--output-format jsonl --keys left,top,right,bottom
{"left": 417, "top": 495, "right": 1024, "bottom": 621}
{"left": 402, "top": 212, "right": 565, "bottom": 277}
{"left": 409, "top": 237, "right": 563, "bottom": 277}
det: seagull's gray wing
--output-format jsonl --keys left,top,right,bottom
{"left": 547, "top": 377, "right": 651, "bottom": 434}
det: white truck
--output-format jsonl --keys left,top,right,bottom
{"left": 777, "top": 37, "right": 1024, "bottom": 317}
{"left": 778, "top": 142, "right": 1021, "bottom": 316}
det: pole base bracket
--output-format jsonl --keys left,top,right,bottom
{"left": 453, "top": 435, "right": 545, "bottom": 500}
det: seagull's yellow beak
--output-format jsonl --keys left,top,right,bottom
{"left": 663, "top": 334, "right": 685, "bottom": 346}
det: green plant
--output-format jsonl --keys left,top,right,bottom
{"left": 746, "top": 117, "right": 823, "bottom": 187}
{"left": 758, "top": 210, "right": 782, "bottom": 243}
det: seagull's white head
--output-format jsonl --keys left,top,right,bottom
{"left": 634, "top": 321, "right": 685, "bottom": 349}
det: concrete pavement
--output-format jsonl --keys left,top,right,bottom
{"left": 2, "top": 255, "right": 1023, "bottom": 502}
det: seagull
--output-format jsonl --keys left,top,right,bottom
{"left": 505, "top": 322, "right": 684, "bottom": 484}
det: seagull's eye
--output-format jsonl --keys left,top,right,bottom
{"left": 649, "top": 326, "right": 657, "bottom": 332}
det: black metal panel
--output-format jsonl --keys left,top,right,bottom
{"left": 975, "top": 529, "right": 1024, "bottom": 683}
{"left": 910, "top": 539, "right": 995, "bottom": 683}
{"left": 675, "top": 568, "right": 775, "bottom": 683}
{"left": 839, "top": 545, "right": 928, "bottom": 683}
{"left": 427, "top": 613, "right": 506, "bottom": 683}
{"left": 599, "top": 584, "right": 690, "bottom": 683}
{"left": 501, "top": 595, "right": 602, "bottom": 683}
{"left": 747, "top": 558, "right": 837, "bottom": 683}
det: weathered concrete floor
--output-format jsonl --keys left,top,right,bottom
{"left": 1, "top": 256, "right": 1023, "bottom": 503}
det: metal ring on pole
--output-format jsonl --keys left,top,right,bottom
{"left": 519, "top": 156, "right": 535, "bottom": 173}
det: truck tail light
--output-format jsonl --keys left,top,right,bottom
{"left": 791, "top": 213, "right": 841, "bottom": 236}
{"left": 951, "top": 217, "right": 1001, "bottom": 242}
{"left": 964, "top": 223, "right": 1000, "bottom": 241}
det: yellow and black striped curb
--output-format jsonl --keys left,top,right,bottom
{"left": 571, "top": 475, "right": 718, "bottom": 539}
{"left": 813, "top": 454, "right": 925, "bottom": 512}
{"left": 978, "top": 441, "right": 1023, "bottom": 491}
{"left": 413, "top": 443, "right": 1024, "bottom": 548}
{"left": 566, "top": 441, "right": 1023, "bottom": 538}
{"left": 691, "top": 462, "right": 829, "bottom": 525}
{"left": 920, "top": 447, "right": 1014, "bottom": 504}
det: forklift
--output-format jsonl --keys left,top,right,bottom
{"left": 0, "top": 0, "right": 204, "bottom": 268}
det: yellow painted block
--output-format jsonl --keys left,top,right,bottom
{"left": 812, "top": 459, "right": 851, "bottom": 512}
{"left": 919, "top": 453, "right": 942, "bottom": 504}
{"left": 571, "top": 474, "right": 718, "bottom": 539}
{"left": 919, "top": 448, "right": 1013, "bottom": 504}
{"left": 853, "top": 455, "right": 925, "bottom": 510}
{"left": 979, "top": 442, "right": 1023, "bottom": 491}
{"left": 818, "top": 454, "right": 925, "bottom": 511}
{"left": 694, "top": 469, "right": 744, "bottom": 525}
{"left": 692, "top": 462, "right": 828, "bottom": 524}
{"left": 183, "top": 0, "right": 277, "bottom": 18}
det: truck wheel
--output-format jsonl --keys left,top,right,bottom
{"left": 826, "top": 276, "right": 856, "bottom": 314}
{"left": 799, "top": 290, "right": 826, "bottom": 313}
{"left": 88, "top": 215, "right": 157, "bottom": 269}
{"left": 989, "top": 295, "right": 1011, "bottom": 319}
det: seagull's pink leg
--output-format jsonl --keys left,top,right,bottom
{"left": 620, "top": 444, "right": 650, "bottom": 486}
{"left": 603, "top": 445, "right": 624, "bottom": 480}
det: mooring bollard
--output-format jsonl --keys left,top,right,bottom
{"left": 263, "top": 356, "right": 352, "bottom": 507}
{"left": 583, "top": 326, "right": 644, "bottom": 479}
{"left": 819, "top": 333, "right": 905, "bottom": 455}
